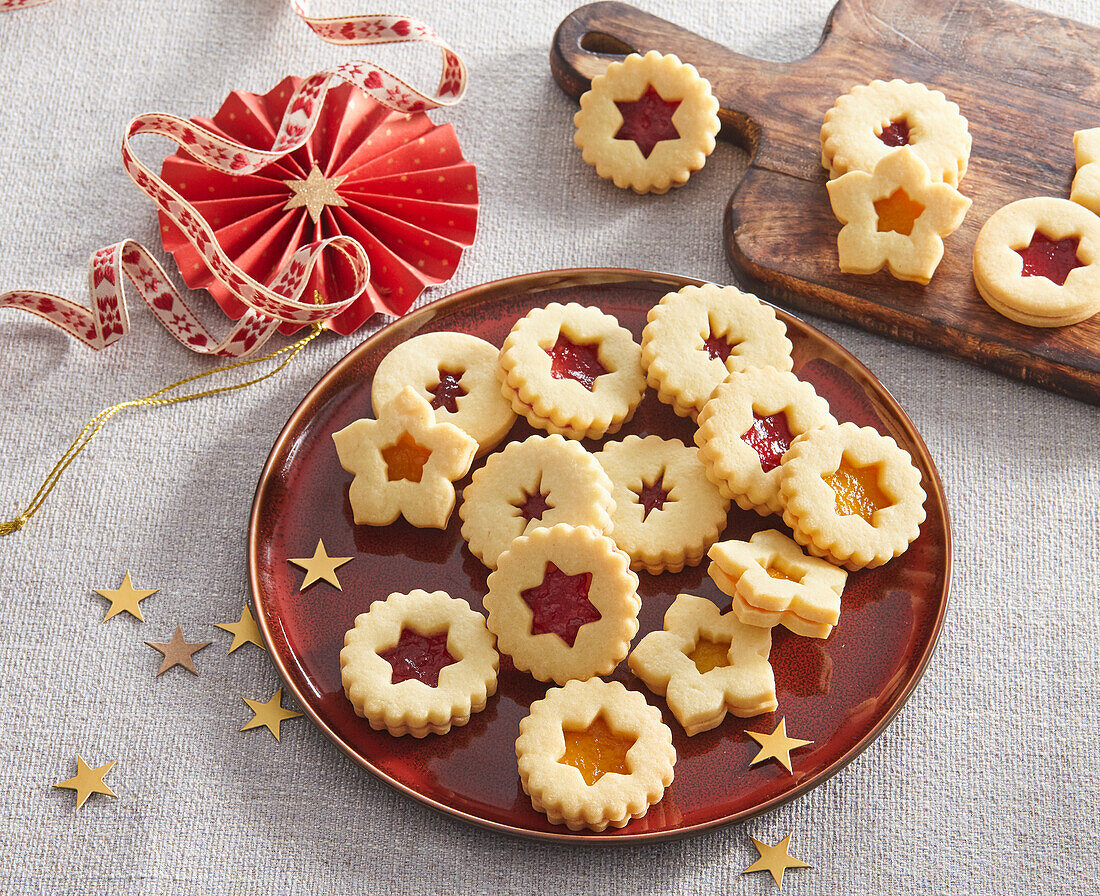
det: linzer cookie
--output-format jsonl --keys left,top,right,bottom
{"left": 640, "top": 283, "right": 793, "bottom": 418}
{"left": 340, "top": 590, "right": 499, "bottom": 738}
{"left": 973, "top": 197, "right": 1100, "bottom": 327}
{"left": 1071, "top": 128, "right": 1100, "bottom": 216}
{"left": 516, "top": 678, "right": 676, "bottom": 831}
{"left": 779, "top": 422, "right": 926, "bottom": 570}
{"left": 821, "top": 79, "right": 972, "bottom": 186}
{"left": 499, "top": 302, "right": 646, "bottom": 440}
{"left": 573, "top": 51, "right": 720, "bottom": 194}
{"left": 695, "top": 367, "right": 835, "bottom": 517}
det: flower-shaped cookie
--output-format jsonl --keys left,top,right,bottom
{"left": 341, "top": 590, "right": 499, "bottom": 737}
{"left": 459, "top": 434, "right": 616, "bottom": 570}
{"left": 333, "top": 386, "right": 478, "bottom": 528}
{"left": 516, "top": 678, "right": 676, "bottom": 831}
{"left": 484, "top": 524, "right": 640, "bottom": 685}
{"left": 499, "top": 302, "right": 646, "bottom": 440}
{"left": 574, "top": 51, "right": 720, "bottom": 194}
{"left": 640, "top": 283, "right": 793, "bottom": 419}
{"left": 628, "top": 593, "right": 777, "bottom": 735}
{"left": 372, "top": 331, "right": 516, "bottom": 457}
{"left": 596, "top": 435, "right": 729, "bottom": 574}
{"left": 1071, "top": 128, "right": 1100, "bottom": 216}
{"left": 827, "top": 147, "right": 971, "bottom": 284}
{"left": 708, "top": 530, "right": 848, "bottom": 640}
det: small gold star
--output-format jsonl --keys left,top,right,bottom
{"left": 93, "top": 571, "right": 157, "bottom": 622}
{"left": 241, "top": 688, "right": 302, "bottom": 740}
{"left": 746, "top": 718, "right": 813, "bottom": 773}
{"left": 287, "top": 539, "right": 353, "bottom": 591}
{"left": 215, "top": 606, "right": 266, "bottom": 653}
{"left": 283, "top": 165, "right": 348, "bottom": 224}
{"left": 743, "top": 834, "right": 811, "bottom": 888}
{"left": 53, "top": 756, "right": 118, "bottom": 809}
{"left": 145, "top": 625, "right": 211, "bottom": 676}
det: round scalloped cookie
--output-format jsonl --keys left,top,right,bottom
{"left": 821, "top": 79, "right": 972, "bottom": 186}
{"left": 573, "top": 51, "right": 720, "bottom": 194}
{"left": 640, "top": 283, "right": 794, "bottom": 419}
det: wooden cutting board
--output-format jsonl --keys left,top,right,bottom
{"left": 551, "top": 0, "right": 1100, "bottom": 405}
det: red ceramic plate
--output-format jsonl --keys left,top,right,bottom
{"left": 249, "top": 268, "right": 951, "bottom": 842}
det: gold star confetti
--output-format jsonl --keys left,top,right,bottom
{"left": 215, "top": 606, "right": 266, "bottom": 653}
{"left": 743, "top": 834, "right": 811, "bottom": 889}
{"left": 93, "top": 571, "right": 157, "bottom": 622}
{"left": 283, "top": 165, "right": 348, "bottom": 224}
{"left": 241, "top": 688, "right": 302, "bottom": 740}
{"left": 53, "top": 756, "right": 118, "bottom": 809}
{"left": 746, "top": 718, "right": 813, "bottom": 773}
{"left": 287, "top": 538, "right": 353, "bottom": 591}
{"left": 145, "top": 625, "right": 211, "bottom": 676}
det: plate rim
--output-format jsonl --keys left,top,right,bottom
{"left": 248, "top": 266, "right": 952, "bottom": 843}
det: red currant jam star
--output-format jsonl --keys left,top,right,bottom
{"left": 703, "top": 334, "right": 735, "bottom": 362}
{"left": 613, "top": 85, "right": 682, "bottom": 159}
{"left": 633, "top": 471, "right": 671, "bottom": 521}
{"left": 1015, "top": 232, "right": 1085, "bottom": 286}
{"left": 545, "top": 333, "right": 608, "bottom": 391}
{"left": 521, "top": 562, "right": 601, "bottom": 647}
{"left": 428, "top": 368, "right": 467, "bottom": 413}
{"left": 878, "top": 118, "right": 911, "bottom": 147}
{"left": 515, "top": 486, "right": 553, "bottom": 523}
{"left": 741, "top": 410, "right": 795, "bottom": 473}
{"left": 378, "top": 628, "right": 455, "bottom": 687}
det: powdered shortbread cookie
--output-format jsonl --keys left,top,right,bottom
{"left": 372, "top": 332, "right": 515, "bottom": 457}
{"left": 459, "top": 433, "right": 616, "bottom": 570}
{"left": 340, "top": 590, "right": 498, "bottom": 737}
{"left": 628, "top": 593, "right": 777, "bottom": 735}
{"left": 332, "top": 387, "right": 478, "bottom": 529}
{"left": 499, "top": 302, "right": 646, "bottom": 440}
{"left": 484, "top": 524, "right": 640, "bottom": 685}
{"left": 780, "top": 422, "right": 926, "bottom": 570}
{"left": 516, "top": 678, "right": 676, "bottom": 831}
{"left": 1071, "top": 128, "right": 1100, "bottom": 215}
{"left": 640, "top": 283, "right": 793, "bottom": 419}
{"left": 574, "top": 51, "right": 720, "bottom": 195}
{"left": 596, "top": 435, "right": 729, "bottom": 574}
{"left": 821, "top": 79, "right": 972, "bottom": 186}
{"left": 973, "top": 196, "right": 1100, "bottom": 327}
{"left": 695, "top": 367, "right": 835, "bottom": 517}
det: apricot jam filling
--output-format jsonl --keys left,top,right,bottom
{"left": 559, "top": 714, "right": 636, "bottom": 785}
{"left": 428, "top": 368, "right": 467, "bottom": 413}
{"left": 632, "top": 471, "right": 671, "bottom": 521}
{"left": 381, "top": 432, "right": 432, "bottom": 483}
{"left": 521, "top": 562, "right": 601, "bottom": 647}
{"left": 613, "top": 85, "right": 682, "bottom": 159}
{"left": 874, "top": 188, "right": 925, "bottom": 236}
{"left": 1015, "top": 232, "right": 1085, "bottom": 286}
{"left": 545, "top": 333, "right": 607, "bottom": 391}
{"left": 741, "top": 409, "right": 795, "bottom": 473}
{"left": 764, "top": 561, "right": 798, "bottom": 582}
{"left": 824, "top": 457, "right": 892, "bottom": 523}
{"left": 687, "top": 636, "right": 732, "bottom": 674}
{"left": 877, "top": 118, "right": 911, "bottom": 147}
{"left": 378, "top": 628, "right": 455, "bottom": 687}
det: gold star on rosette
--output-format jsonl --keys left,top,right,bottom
{"left": 215, "top": 606, "right": 266, "bottom": 653}
{"left": 743, "top": 834, "right": 811, "bottom": 889}
{"left": 94, "top": 571, "right": 157, "bottom": 622}
{"left": 53, "top": 756, "right": 118, "bottom": 809}
{"left": 241, "top": 688, "right": 302, "bottom": 741}
{"left": 145, "top": 625, "right": 212, "bottom": 676}
{"left": 746, "top": 718, "right": 813, "bottom": 773}
{"left": 287, "top": 539, "right": 353, "bottom": 591}
{"left": 283, "top": 165, "right": 348, "bottom": 224}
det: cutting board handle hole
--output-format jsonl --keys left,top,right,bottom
{"left": 579, "top": 31, "right": 636, "bottom": 57}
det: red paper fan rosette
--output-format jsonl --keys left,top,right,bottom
{"left": 160, "top": 75, "right": 478, "bottom": 335}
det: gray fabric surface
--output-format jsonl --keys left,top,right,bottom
{"left": 0, "top": 0, "right": 1097, "bottom": 892}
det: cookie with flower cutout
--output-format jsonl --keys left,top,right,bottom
{"left": 640, "top": 283, "right": 794, "bottom": 419}
{"left": 1071, "top": 128, "right": 1100, "bottom": 216}
{"left": 695, "top": 367, "right": 836, "bottom": 517}
{"left": 459, "top": 434, "right": 616, "bottom": 571}
{"left": 628, "top": 593, "right": 777, "bottom": 736}
{"left": 972, "top": 196, "right": 1100, "bottom": 327}
{"left": 596, "top": 435, "right": 729, "bottom": 574}
{"left": 821, "top": 78, "right": 972, "bottom": 186}
{"left": 780, "top": 422, "right": 926, "bottom": 570}
{"left": 499, "top": 302, "right": 646, "bottom": 440}
{"left": 372, "top": 332, "right": 516, "bottom": 457}
{"left": 826, "top": 147, "right": 971, "bottom": 283}
{"left": 516, "top": 678, "right": 676, "bottom": 831}
{"left": 341, "top": 590, "right": 499, "bottom": 737}
{"left": 333, "top": 386, "right": 478, "bottom": 529}
{"left": 484, "top": 524, "right": 640, "bottom": 685}
{"left": 708, "top": 530, "right": 848, "bottom": 640}
{"left": 574, "top": 50, "right": 720, "bottom": 195}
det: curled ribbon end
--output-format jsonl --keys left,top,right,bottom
{"left": 0, "top": 515, "right": 28, "bottom": 537}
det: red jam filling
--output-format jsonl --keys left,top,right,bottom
{"left": 633, "top": 471, "right": 671, "bottom": 521}
{"left": 878, "top": 118, "right": 911, "bottom": 147}
{"left": 378, "top": 628, "right": 454, "bottom": 687}
{"left": 559, "top": 715, "right": 636, "bottom": 785}
{"left": 874, "top": 188, "right": 925, "bottom": 236}
{"left": 545, "top": 333, "right": 607, "bottom": 391}
{"left": 741, "top": 410, "right": 795, "bottom": 473}
{"left": 613, "top": 85, "right": 682, "bottom": 159}
{"left": 521, "top": 562, "right": 600, "bottom": 647}
{"left": 428, "top": 368, "right": 467, "bottom": 413}
{"left": 1015, "top": 232, "right": 1085, "bottom": 286}
{"left": 703, "top": 334, "right": 735, "bottom": 362}
{"left": 381, "top": 432, "right": 432, "bottom": 483}
{"left": 515, "top": 485, "right": 553, "bottom": 522}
